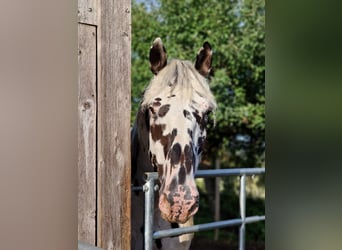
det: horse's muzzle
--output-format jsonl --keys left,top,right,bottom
{"left": 158, "top": 185, "right": 199, "bottom": 224}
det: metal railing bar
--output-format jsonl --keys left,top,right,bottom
{"left": 152, "top": 215, "right": 265, "bottom": 239}
{"left": 141, "top": 168, "right": 265, "bottom": 249}
{"left": 144, "top": 173, "right": 156, "bottom": 250}
{"left": 239, "top": 175, "right": 246, "bottom": 250}
{"left": 137, "top": 168, "right": 265, "bottom": 185}
{"left": 195, "top": 168, "right": 265, "bottom": 178}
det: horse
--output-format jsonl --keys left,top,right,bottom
{"left": 131, "top": 37, "right": 217, "bottom": 250}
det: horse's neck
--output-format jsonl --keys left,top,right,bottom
{"left": 131, "top": 109, "right": 153, "bottom": 184}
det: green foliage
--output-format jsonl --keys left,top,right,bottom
{"left": 132, "top": 0, "right": 265, "bottom": 165}
{"left": 132, "top": 0, "right": 265, "bottom": 245}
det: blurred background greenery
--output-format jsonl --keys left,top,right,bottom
{"left": 131, "top": 0, "right": 265, "bottom": 248}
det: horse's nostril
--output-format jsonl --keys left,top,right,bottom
{"left": 188, "top": 203, "right": 199, "bottom": 215}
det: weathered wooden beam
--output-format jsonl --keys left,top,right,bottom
{"left": 78, "top": 0, "right": 98, "bottom": 25}
{"left": 97, "top": 0, "right": 131, "bottom": 249}
{"left": 78, "top": 23, "right": 97, "bottom": 246}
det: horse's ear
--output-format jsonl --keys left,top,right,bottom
{"left": 149, "top": 37, "right": 167, "bottom": 75}
{"left": 195, "top": 42, "right": 212, "bottom": 77}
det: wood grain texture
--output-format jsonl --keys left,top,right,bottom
{"left": 97, "top": 0, "right": 131, "bottom": 249}
{"left": 78, "top": 0, "right": 98, "bottom": 25}
{"left": 78, "top": 23, "right": 97, "bottom": 245}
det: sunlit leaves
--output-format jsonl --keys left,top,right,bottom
{"left": 132, "top": 0, "right": 265, "bottom": 167}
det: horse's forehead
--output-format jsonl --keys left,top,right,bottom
{"left": 150, "top": 98, "right": 193, "bottom": 132}
{"left": 148, "top": 96, "right": 207, "bottom": 155}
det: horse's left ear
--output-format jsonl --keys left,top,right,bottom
{"left": 195, "top": 42, "right": 212, "bottom": 77}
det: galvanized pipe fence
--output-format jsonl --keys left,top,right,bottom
{"left": 141, "top": 168, "right": 265, "bottom": 250}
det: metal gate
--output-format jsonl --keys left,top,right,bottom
{"left": 142, "top": 168, "right": 265, "bottom": 250}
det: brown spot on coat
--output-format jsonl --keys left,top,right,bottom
{"left": 153, "top": 101, "right": 161, "bottom": 107}
{"left": 169, "top": 177, "right": 178, "bottom": 193}
{"left": 162, "top": 129, "right": 177, "bottom": 158}
{"left": 171, "top": 128, "right": 177, "bottom": 140}
{"left": 160, "top": 136, "right": 170, "bottom": 158}
{"left": 183, "top": 109, "right": 192, "bottom": 120}
{"left": 158, "top": 104, "right": 170, "bottom": 117}
{"left": 192, "top": 110, "right": 202, "bottom": 125}
{"left": 192, "top": 110, "right": 207, "bottom": 130}
{"left": 184, "top": 144, "right": 193, "bottom": 173}
{"left": 151, "top": 124, "right": 166, "bottom": 141}
{"left": 170, "top": 143, "right": 181, "bottom": 166}
{"left": 187, "top": 128, "right": 193, "bottom": 139}
{"left": 158, "top": 164, "right": 164, "bottom": 178}
{"left": 178, "top": 166, "right": 186, "bottom": 185}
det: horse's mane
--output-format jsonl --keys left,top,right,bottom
{"left": 141, "top": 59, "right": 217, "bottom": 113}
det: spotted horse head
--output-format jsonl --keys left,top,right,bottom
{"left": 142, "top": 38, "right": 217, "bottom": 224}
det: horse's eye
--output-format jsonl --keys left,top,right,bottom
{"left": 203, "top": 113, "right": 209, "bottom": 123}
{"left": 204, "top": 110, "right": 213, "bottom": 124}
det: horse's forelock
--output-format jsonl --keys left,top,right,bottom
{"left": 142, "top": 60, "right": 216, "bottom": 113}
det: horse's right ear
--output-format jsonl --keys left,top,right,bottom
{"left": 149, "top": 37, "right": 167, "bottom": 75}
{"left": 195, "top": 42, "right": 212, "bottom": 77}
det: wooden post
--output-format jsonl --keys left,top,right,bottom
{"left": 97, "top": 0, "right": 131, "bottom": 249}
{"left": 78, "top": 23, "right": 97, "bottom": 245}
{"left": 78, "top": 0, "right": 131, "bottom": 249}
